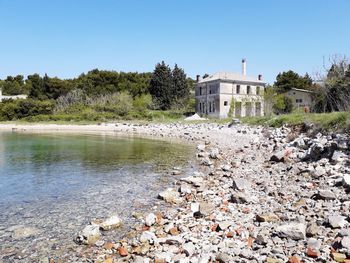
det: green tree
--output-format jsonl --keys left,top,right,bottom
{"left": 274, "top": 70, "right": 312, "bottom": 93}
{"left": 171, "top": 64, "right": 190, "bottom": 109}
{"left": 28, "top": 74, "right": 45, "bottom": 100}
{"left": 149, "top": 61, "right": 173, "bottom": 110}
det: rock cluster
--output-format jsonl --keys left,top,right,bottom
{"left": 67, "top": 124, "right": 350, "bottom": 262}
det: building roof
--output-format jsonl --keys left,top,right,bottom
{"left": 289, "top": 88, "right": 314, "bottom": 93}
{"left": 198, "top": 72, "right": 265, "bottom": 84}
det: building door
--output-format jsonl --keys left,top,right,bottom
{"left": 245, "top": 102, "right": 252, "bottom": 117}
{"left": 235, "top": 102, "right": 241, "bottom": 117}
{"left": 255, "top": 102, "right": 261, "bottom": 117}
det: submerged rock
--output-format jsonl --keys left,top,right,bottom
{"left": 12, "top": 226, "right": 40, "bottom": 239}
{"left": 75, "top": 225, "right": 101, "bottom": 245}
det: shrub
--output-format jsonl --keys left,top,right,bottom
{"left": 0, "top": 99, "right": 54, "bottom": 121}
{"left": 273, "top": 94, "right": 293, "bottom": 114}
{"left": 133, "top": 93, "right": 153, "bottom": 113}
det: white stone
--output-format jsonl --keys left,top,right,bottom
{"left": 99, "top": 214, "right": 122, "bottom": 230}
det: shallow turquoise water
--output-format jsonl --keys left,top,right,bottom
{"left": 0, "top": 132, "right": 194, "bottom": 262}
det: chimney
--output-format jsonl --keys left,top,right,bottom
{"left": 242, "top": 58, "right": 246, "bottom": 76}
{"left": 196, "top": 74, "right": 200, "bottom": 83}
{"left": 258, "top": 74, "right": 263, "bottom": 81}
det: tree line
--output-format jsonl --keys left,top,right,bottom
{"left": 0, "top": 62, "right": 194, "bottom": 121}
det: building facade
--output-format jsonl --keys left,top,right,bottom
{"left": 285, "top": 88, "right": 314, "bottom": 111}
{"left": 195, "top": 59, "right": 266, "bottom": 118}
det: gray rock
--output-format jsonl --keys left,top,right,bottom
{"left": 339, "top": 228, "right": 350, "bottom": 237}
{"left": 199, "top": 202, "right": 215, "bottom": 216}
{"left": 209, "top": 148, "right": 220, "bottom": 159}
{"left": 218, "top": 221, "right": 232, "bottom": 231}
{"left": 183, "top": 242, "right": 196, "bottom": 256}
{"left": 99, "top": 214, "right": 122, "bottom": 230}
{"left": 75, "top": 225, "right": 101, "bottom": 245}
{"left": 216, "top": 253, "right": 232, "bottom": 263}
{"left": 312, "top": 166, "right": 326, "bottom": 178}
{"left": 180, "top": 176, "right": 204, "bottom": 187}
{"left": 179, "top": 184, "right": 192, "bottom": 194}
{"left": 158, "top": 188, "right": 182, "bottom": 203}
{"left": 276, "top": 223, "right": 306, "bottom": 240}
{"left": 255, "top": 234, "right": 268, "bottom": 245}
{"left": 140, "top": 231, "right": 158, "bottom": 244}
{"left": 197, "top": 144, "right": 206, "bottom": 152}
{"left": 270, "top": 151, "right": 285, "bottom": 162}
{"left": 343, "top": 174, "right": 350, "bottom": 187}
{"left": 328, "top": 215, "right": 347, "bottom": 228}
{"left": 314, "top": 190, "right": 336, "bottom": 200}
{"left": 232, "top": 178, "right": 251, "bottom": 191}
{"left": 221, "top": 165, "right": 231, "bottom": 172}
{"left": 12, "top": 226, "right": 40, "bottom": 239}
{"left": 230, "top": 191, "right": 249, "bottom": 203}
{"left": 201, "top": 157, "right": 213, "bottom": 166}
{"left": 341, "top": 236, "right": 350, "bottom": 251}
{"left": 145, "top": 213, "right": 156, "bottom": 227}
{"left": 306, "top": 222, "right": 319, "bottom": 237}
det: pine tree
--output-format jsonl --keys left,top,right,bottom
{"left": 171, "top": 64, "right": 189, "bottom": 108}
{"left": 149, "top": 61, "right": 173, "bottom": 110}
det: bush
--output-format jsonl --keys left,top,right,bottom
{"left": 133, "top": 93, "right": 153, "bottom": 113}
{"left": 273, "top": 94, "right": 293, "bottom": 114}
{"left": 0, "top": 99, "right": 54, "bottom": 121}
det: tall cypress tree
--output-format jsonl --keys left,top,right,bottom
{"left": 172, "top": 64, "right": 189, "bottom": 106}
{"left": 149, "top": 61, "right": 172, "bottom": 110}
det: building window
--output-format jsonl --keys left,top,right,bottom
{"left": 247, "top": 86, "right": 251, "bottom": 94}
{"left": 212, "top": 101, "right": 215, "bottom": 112}
{"left": 256, "top": 86, "right": 260, "bottom": 95}
{"left": 224, "top": 101, "right": 228, "bottom": 106}
{"left": 199, "top": 87, "right": 202, "bottom": 95}
{"left": 199, "top": 102, "right": 202, "bottom": 112}
{"left": 236, "top": 85, "right": 240, "bottom": 94}
{"left": 296, "top": 99, "right": 303, "bottom": 103}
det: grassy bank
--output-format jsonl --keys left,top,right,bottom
{"left": 241, "top": 112, "right": 350, "bottom": 132}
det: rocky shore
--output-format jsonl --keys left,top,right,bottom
{"left": 1, "top": 122, "right": 350, "bottom": 263}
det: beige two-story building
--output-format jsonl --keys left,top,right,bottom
{"left": 195, "top": 59, "right": 266, "bottom": 118}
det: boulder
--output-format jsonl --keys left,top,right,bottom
{"left": 276, "top": 223, "right": 306, "bottom": 240}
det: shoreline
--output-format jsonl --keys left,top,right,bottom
{"left": 1, "top": 122, "right": 350, "bottom": 262}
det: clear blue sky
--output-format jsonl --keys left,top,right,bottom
{"left": 0, "top": 0, "right": 349, "bottom": 84}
